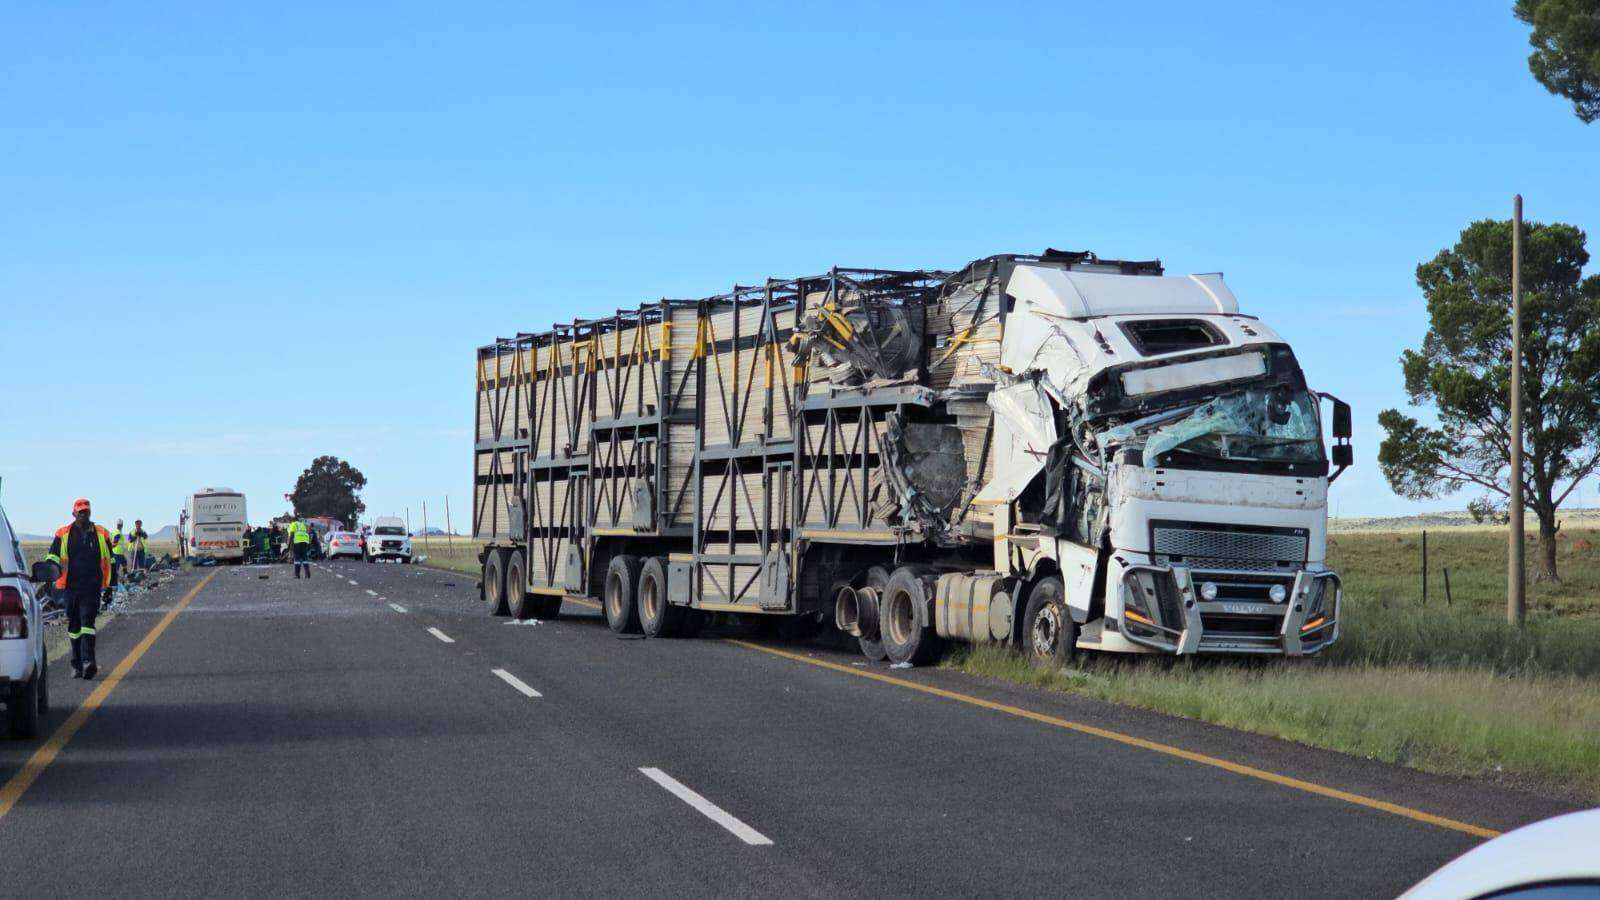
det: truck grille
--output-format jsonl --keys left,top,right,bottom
{"left": 1151, "top": 521, "right": 1308, "bottom": 573}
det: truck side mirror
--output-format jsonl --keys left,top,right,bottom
{"left": 30, "top": 560, "right": 59, "bottom": 585}
{"left": 1318, "top": 392, "right": 1355, "bottom": 483}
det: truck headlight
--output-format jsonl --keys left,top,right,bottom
{"left": 1269, "top": 584, "right": 1287, "bottom": 604}
{"left": 1199, "top": 581, "right": 1218, "bottom": 601}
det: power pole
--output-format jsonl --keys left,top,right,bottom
{"left": 423, "top": 501, "right": 430, "bottom": 551}
{"left": 445, "top": 496, "right": 454, "bottom": 548}
{"left": 1509, "top": 194, "right": 1526, "bottom": 627}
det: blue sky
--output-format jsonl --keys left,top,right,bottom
{"left": 2, "top": 1, "right": 1595, "bottom": 534}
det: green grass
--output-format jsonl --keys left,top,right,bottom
{"left": 948, "top": 526, "right": 1600, "bottom": 799}
{"left": 413, "top": 539, "right": 482, "bottom": 576}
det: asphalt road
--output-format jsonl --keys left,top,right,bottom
{"left": 0, "top": 559, "right": 1579, "bottom": 898}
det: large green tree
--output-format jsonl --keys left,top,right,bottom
{"left": 1515, "top": 0, "right": 1600, "bottom": 123}
{"left": 289, "top": 455, "right": 367, "bottom": 526}
{"left": 1379, "top": 218, "right": 1600, "bottom": 581}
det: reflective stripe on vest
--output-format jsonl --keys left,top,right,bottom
{"left": 54, "top": 524, "right": 113, "bottom": 591}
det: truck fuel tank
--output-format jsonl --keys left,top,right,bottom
{"left": 934, "top": 572, "right": 1014, "bottom": 643}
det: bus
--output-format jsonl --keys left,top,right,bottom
{"left": 184, "top": 488, "right": 248, "bottom": 562}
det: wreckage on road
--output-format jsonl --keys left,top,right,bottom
{"left": 473, "top": 249, "right": 1353, "bottom": 664}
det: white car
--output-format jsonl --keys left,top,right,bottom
{"left": 0, "top": 505, "right": 49, "bottom": 738}
{"left": 366, "top": 518, "right": 412, "bottom": 563}
{"left": 1402, "top": 808, "right": 1600, "bottom": 898}
{"left": 323, "top": 530, "right": 364, "bottom": 560}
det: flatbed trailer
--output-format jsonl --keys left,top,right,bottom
{"left": 474, "top": 250, "right": 1353, "bottom": 664}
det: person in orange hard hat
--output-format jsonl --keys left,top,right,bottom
{"left": 43, "top": 498, "right": 116, "bottom": 680}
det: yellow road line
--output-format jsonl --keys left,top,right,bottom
{"left": 725, "top": 640, "right": 1500, "bottom": 840}
{"left": 0, "top": 570, "right": 218, "bottom": 822}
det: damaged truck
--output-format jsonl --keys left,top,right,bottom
{"left": 473, "top": 249, "right": 1353, "bottom": 664}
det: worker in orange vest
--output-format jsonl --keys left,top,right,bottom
{"left": 44, "top": 498, "right": 116, "bottom": 680}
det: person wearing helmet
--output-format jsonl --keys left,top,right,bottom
{"left": 43, "top": 499, "right": 117, "bottom": 680}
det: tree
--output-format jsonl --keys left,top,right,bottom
{"left": 290, "top": 456, "right": 367, "bottom": 526}
{"left": 1379, "top": 218, "right": 1600, "bottom": 581}
{"left": 1515, "top": 0, "right": 1600, "bottom": 123}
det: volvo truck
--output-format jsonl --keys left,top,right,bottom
{"left": 472, "top": 249, "right": 1352, "bottom": 665}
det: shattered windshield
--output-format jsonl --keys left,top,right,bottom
{"left": 1143, "top": 387, "right": 1322, "bottom": 466}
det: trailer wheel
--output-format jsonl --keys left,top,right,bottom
{"left": 506, "top": 551, "right": 540, "bottom": 620}
{"left": 881, "top": 566, "right": 943, "bottom": 666}
{"left": 604, "top": 555, "right": 644, "bottom": 634}
{"left": 856, "top": 566, "right": 890, "bottom": 661}
{"left": 1023, "top": 575, "right": 1076, "bottom": 667}
{"left": 483, "top": 549, "right": 509, "bottom": 617}
{"left": 638, "top": 557, "right": 683, "bottom": 638}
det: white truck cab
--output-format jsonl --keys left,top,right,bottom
{"left": 984, "top": 264, "right": 1352, "bottom": 659}
{"left": 0, "top": 505, "right": 50, "bottom": 738}
{"left": 366, "top": 517, "right": 412, "bottom": 563}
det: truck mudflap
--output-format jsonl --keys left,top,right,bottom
{"left": 1120, "top": 564, "right": 1340, "bottom": 656}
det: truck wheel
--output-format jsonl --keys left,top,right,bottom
{"left": 638, "top": 557, "right": 683, "bottom": 638}
{"left": 483, "top": 549, "right": 509, "bottom": 617}
{"left": 1023, "top": 575, "right": 1076, "bottom": 667}
{"left": 604, "top": 555, "right": 644, "bottom": 634}
{"left": 506, "top": 551, "right": 540, "bottom": 620}
{"left": 856, "top": 566, "right": 890, "bottom": 661}
{"left": 8, "top": 670, "right": 40, "bottom": 740}
{"left": 881, "top": 566, "right": 943, "bottom": 667}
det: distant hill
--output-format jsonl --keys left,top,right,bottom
{"left": 412, "top": 527, "right": 458, "bottom": 536}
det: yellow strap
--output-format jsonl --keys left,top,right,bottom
{"left": 659, "top": 320, "right": 672, "bottom": 361}
{"left": 931, "top": 320, "right": 1002, "bottom": 367}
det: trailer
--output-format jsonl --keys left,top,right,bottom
{"left": 474, "top": 250, "right": 1353, "bottom": 664}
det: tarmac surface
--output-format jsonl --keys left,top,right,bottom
{"left": 0, "top": 560, "right": 1579, "bottom": 898}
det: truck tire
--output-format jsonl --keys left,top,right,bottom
{"left": 8, "top": 668, "right": 40, "bottom": 740}
{"left": 1023, "top": 575, "right": 1076, "bottom": 667}
{"left": 637, "top": 557, "right": 683, "bottom": 638}
{"left": 857, "top": 566, "right": 890, "bottom": 661}
{"left": 881, "top": 566, "right": 943, "bottom": 666}
{"left": 506, "top": 551, "right": 540, "bottom": 620}
{"left": 604, "top": 555, "right": 644, "bottom": 634}
{"left": 483, "top": 549, "right": 510, "bottom": 617}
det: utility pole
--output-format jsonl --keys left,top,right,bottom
{"left": 1509, "top": 194, "right": 1526, "bottom": 627}
{"left": 423, "top": 501, "right": 430, "bottom": 551}
{"left": 445, "top": 496, "right": 454, "bottom": 548}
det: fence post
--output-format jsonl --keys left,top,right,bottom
{"left": 1443, "top": 566, "right": 1453, "bottom": 606}
{"left": 1421, "top": 529, "right": 1428, "bottom": 605}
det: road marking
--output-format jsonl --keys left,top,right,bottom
{"left": 0, "top": 570, "right": 220, "bottom": 823}
{"left": 365, "top": 589, "right": 378, "bottom": 596}
{"left": 491, "top": 668, "right": 543, "bottom": 698}
{"left": 427, "top": 627, "right": 455, "bottom": 644}
{"left": 638, "top": 767, "right": 772, "bottom": 846}
{"left": 725, "top": 640, "right": 1502, "bottom": 840}
{"left": 348, "top": 580, "right": 358, "bottom": 586}
{"left": 389, "top": 603, "right": 408, "bottom": 613}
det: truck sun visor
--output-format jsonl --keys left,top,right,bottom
{"left": 1120, "top": 350, "right": 1266, "bottom": 397}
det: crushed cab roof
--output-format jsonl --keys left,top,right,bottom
{"left": 1006, "top": 265, "right": 1238, "bottom": 320}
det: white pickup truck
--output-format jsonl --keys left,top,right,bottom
{"left": 0, "top": 505, "right": 50, "bottom": 738}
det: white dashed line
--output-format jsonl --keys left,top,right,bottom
{"left": 348, "top": 580, "right": 359, "bottom": 586}
{"left": 638, "top": 768, "right": 773, "bottom": 846}
{"left": 491, "top": 668, "right": 542, "bottom": 698}
{"left": 427, "top": 627, "right": 454, "bottom": 644}
{"left": 366, "top": 589, "right": 378, "bottom": 596}
{"left": 389, "top": 603, "right": 408, "bottom": 613}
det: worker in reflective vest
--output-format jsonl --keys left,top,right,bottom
{"left": 44, "top": 498, "right": 115, "bottom": 680}
{"left": 110, "top": 520, "right": 128, "bottom": 578}
{"left": 287, "top": 518, "right": 313, "bottom": 580}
